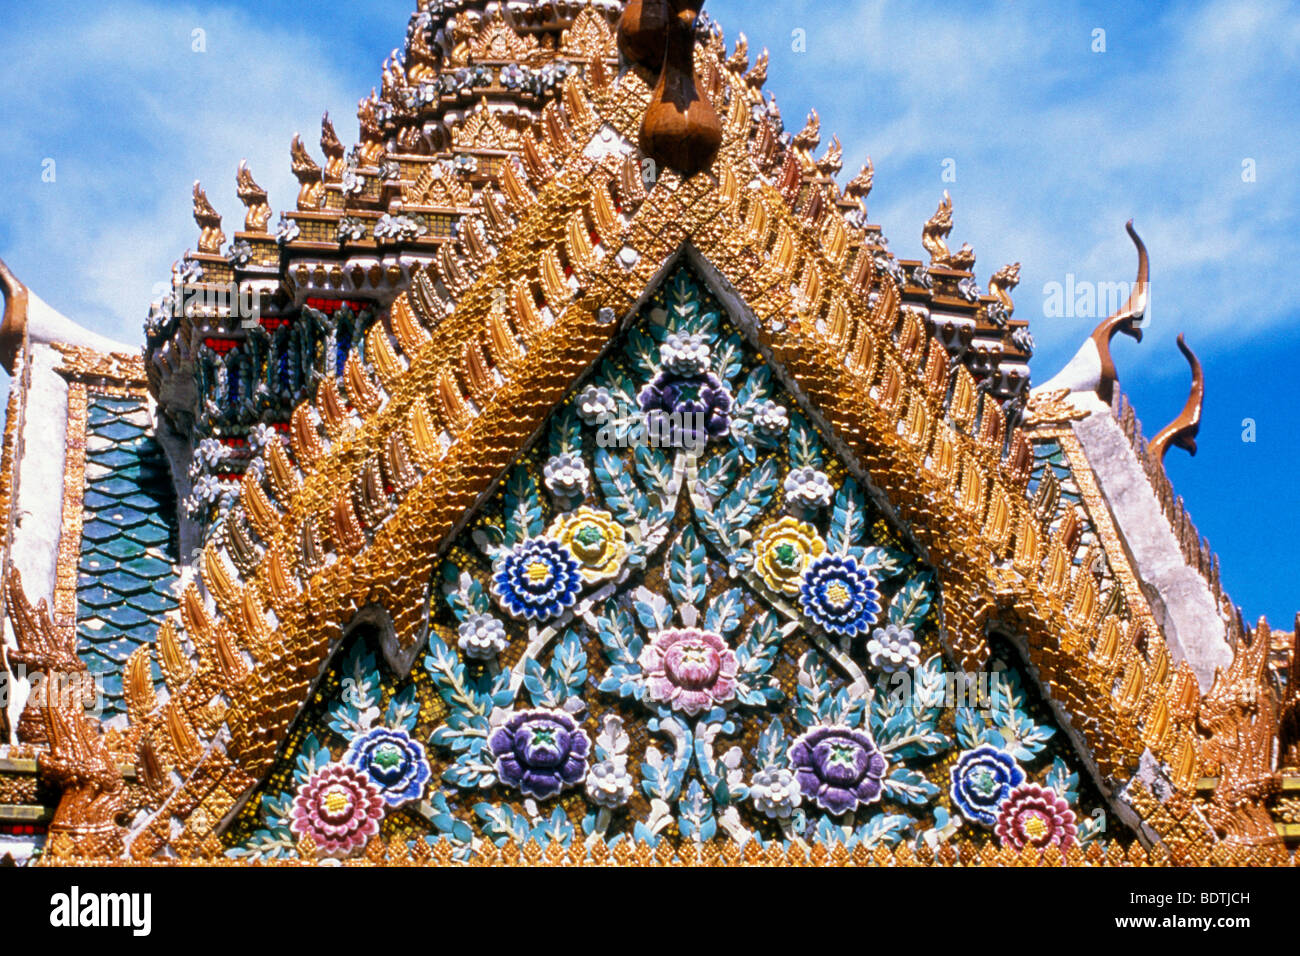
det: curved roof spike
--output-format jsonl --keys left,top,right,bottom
{"left": 1091, "top": 219, "right": 1149, "bottom": 403}
{"left": 0, "top": 256, "right": 30, "bottom": 374}
{"left": 1148, "top": 334, "right": 1204, "bottom": 465}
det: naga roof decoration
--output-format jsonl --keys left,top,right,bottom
{"left": 0, "top": 0, "right": 1295, "bottom": 868}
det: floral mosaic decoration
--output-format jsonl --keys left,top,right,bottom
{"left": 227, "top": 266, "right": 1105, "bottom": 859}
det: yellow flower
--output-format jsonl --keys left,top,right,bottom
{"left": 753, "top": 517, "right": 826, "bottom": 596}
{"left": 548, "top": 507, "right": 628, "bottom": 583}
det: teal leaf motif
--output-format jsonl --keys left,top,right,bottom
{"left": 668, "top": 525, "right": 709, "bottom": 607}
{"left": 788, "top": 411, "right": 825, "bottom": 471}
{"left": 888, "top": 572, "right": 934, "bottom": 629}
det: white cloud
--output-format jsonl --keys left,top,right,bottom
{"left": 0, "top": 0, "right": 376, "bottom": 345}
{"left": 708, "top": 0, "right": 1300, "bottom": 380}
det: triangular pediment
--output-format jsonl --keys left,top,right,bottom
{"left": 221, "top": 262, "right": 1104, "bottom": 858}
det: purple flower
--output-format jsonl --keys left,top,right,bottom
{"left": 489, "top": 710, "right": 591, "bottom": 799}
{"left": 789, "top": 725, "right": 888, "bottom": 816}
{"left": 638, "top": 370, "right": 733, "bottom": 446}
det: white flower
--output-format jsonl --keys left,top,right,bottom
{"left": 784, "top": 466, "right": 833, "bottom": 510}
{"left": 576, "top": 386, "right": 617, "bottom": 426}
{"left": 249, "top": 423, "right": 278, "bottom": 452}
{"left": 226, "top": 240, "right": 253, "bottom": 267}
{"left": 867, "top": 625, "right": 921, "bottom": 674}
{"left": 753, "top": 400, "right": 790, "bottom": 437}
{"left": 750, "top": 767, "right": 802, "bottom": 820}
{"left": 196, "top": 438, "right": 228, "bottom": 469}
{"left": 337, "top": 217, "right": 367, "bottom": 242}
{"left": 660, "top": 332, "right": 712, "bottom": 376}
{"left": 544, "top": 453, "right": 590, "bottom": 500}
{"left": 457, "top": 614, "right": 508, "bottom": 661}
{"left": 276, "top": 218, "right": 301, "bottom": 243}
{"left": 585, "top": 761, "right": 634, "bottom": 809}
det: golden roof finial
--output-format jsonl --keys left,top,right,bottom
{"left": 236, "top": 160, "right": 271, "bottom": 233}
{"left": 990, "top": 262, "right": 1021, "bottom": 316}
{"left": 192, "top": 181, "right": 225, "bottom": 255}
{"left": 321, "top": 112, "right": 345, "bottom": 183}
{"left": 949, "top": 242, "right": 976, "bottom": 273}
{"left": 1148, "top": 334, "right": 1204, "bottom": 464}
{"left": 726, "top": 32, "right": 749, "bottom": 73}
{"left": 291, "top": 134, "right": 325, "bottom": 211}
{"left": 745, "top": 49, "right": 769, "bottom": 90}
{"left": 358, "top": 91, "right": 384, "bottom": 165}
{"left": 0, "top": 256, "right": 29, "bottom": 374}
{"left": 1090, "top": 220, "right": 1149, "bottom": 403}
{"left": 922, "top": 190, "right": 955, "bottom": 266}
{"left": 846, "top": 160, "right": 874, "bottom": 202}
{"left": 816, "top": 136, "right": 843, "bottom": 178}
{"left": 792, "top": 109, "right": 820, "bottom": 153}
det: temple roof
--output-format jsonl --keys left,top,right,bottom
{"left": 0, "top": 0, "right": 1295, "bottom": 866}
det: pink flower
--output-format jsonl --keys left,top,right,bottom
{"left": 290, "top": 762, "right": 385, "bottom": 858}
{"left": 995, "top": 783, "right": 1077, "bottom": 852}
{"left": 639, "top": 628, "right": 738, "bottom": 717}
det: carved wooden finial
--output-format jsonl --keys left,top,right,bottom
{"left": 1090, "top": 220, "right": 1149, "bottom": 404}
{"left": 638, "top": 0, "right": 723, "bottom": 178}
{"left": 1148, "top": 334, "right": 1204, "bottom": 465}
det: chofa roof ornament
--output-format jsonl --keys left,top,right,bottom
{"left": 1033, "top": 220, "right": 1149, "bottom": 402}
{"left": 1091, "top": 219, "right": 1149, "bottom": 403}
{"left": 1148, "top": 333, "right": 1204, "bottom": 465}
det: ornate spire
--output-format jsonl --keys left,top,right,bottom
{"left": 192, "top": 181, "right": 225, "bottom": 255}
{"left": 1090, "top": 220, "right": 1149, "bottom": 403}
{"left": 236, "top": 160, "right": 271, "bottom": 233}
{"left": 1148, "top": 334, "right": 1204, "bottom": 464}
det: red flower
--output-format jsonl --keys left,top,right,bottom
{"left": 995, "top": 783, "right": 1077, "bottom": 852}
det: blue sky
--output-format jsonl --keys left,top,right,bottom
{"left": 0, "top": 0, "right": 1296, "bottom": 626}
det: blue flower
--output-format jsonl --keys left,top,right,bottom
{"left": 344, "top": 727, "right": 432, "bottom": 808}
{"left": 949, "top": 745, "right": 1026, "bottom": 827}
{"left": 491, "top": 538, "right": 582, "bottom": 622}
{"left": 798, "top": 555, "right": 882, "bottom": 638}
